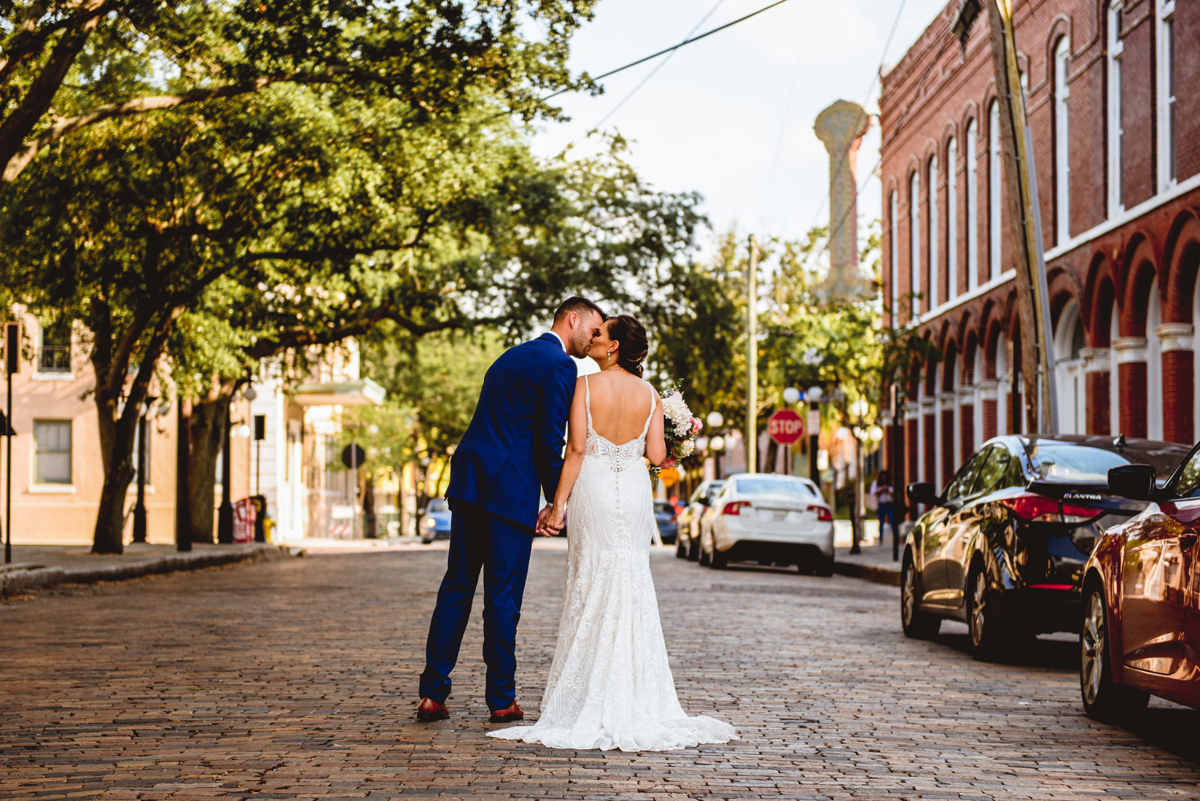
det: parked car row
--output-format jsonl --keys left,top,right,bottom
{"left": 898, "top": 433, "right": 1200, "bottom": 720}
{"left": 675, "top": 474, "right": 836, "bottom": 576}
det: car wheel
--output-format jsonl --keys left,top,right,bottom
{"left": 813, "top": 553, "right": 835, "bottom": 577}
{"left": 968, "top": 566, "right": 1005, "bottom": 660}
{"left": 710, "top": 545, "right": 728, "bottom": 570}
{"left": 687, "top": 537, "right": 700, "bottom": 562}
{"left": 675, "top": 537, "right": 687, "bottom": 559}
{"left": 421, "top": 535, "right": 434, "bottom": 545}
{"left": 900, "top": 558, "right": 940, "bottom": 639}
{"left": 1081, "top": 585, "right": 1149, "bottom": 721}
{"left": 698, "top": 534, "right": 711, "bottom": 566}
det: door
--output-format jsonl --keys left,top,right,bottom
{"left": 921, "top": 448, "right": 990, "bottom": 604}
{"left": 943, "top": 445, "right": 1014, "bottom": 603}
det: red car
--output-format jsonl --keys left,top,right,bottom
{"left": 1080, "top": 449, "right": 1200, "bottom": 720}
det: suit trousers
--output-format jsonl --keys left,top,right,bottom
{"left": 419, "top": 500, "right": 534, "bottom": 711}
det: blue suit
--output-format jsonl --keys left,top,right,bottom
{"left": 420, "top": 333, "right": 577, "bottom": 710}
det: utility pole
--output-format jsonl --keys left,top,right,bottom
{"left": 960, "top": 0, "right": 1057, "bottom": 433}
{"left": 747, "top": 235, "right": 758, "bottom": 474}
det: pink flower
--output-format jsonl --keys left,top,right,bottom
{"left": 692, "top": 418, "right": 703, "bottom": 434}
{"left": 661, "top": 456, "right": 677, "bottom": 470}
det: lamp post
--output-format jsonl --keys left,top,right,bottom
{"left": 131, "top": 395, "right": 157, "bottom": 544}
{"left": 782, "top": 387, "right": 801, "bottom": 475}
{"left": 848, "top": 399, "right": 871, "bottom": 556}
{"left": 806, "top": 386, "right": 823, "bottom": 494}
{"left": 746, "top": 235, "right": 758, "bottom": 474}
{"left": 705, "top": 412, "right": 724, "bottom": 479}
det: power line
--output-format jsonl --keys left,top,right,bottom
{"left": 816, "top": 21, "right": 957, "bottom": 270}
{"left": 570, "top": 0, "right": 731, "bottom": 149}
{"left": 541, "top": 0, "right": 795, "bottom": 103}
{"left": 797, "top": 0, "right": 909, "bottom": 240}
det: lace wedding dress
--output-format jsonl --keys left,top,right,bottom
{"left": 489, "top": 378, "right": 736, "bottom": 751}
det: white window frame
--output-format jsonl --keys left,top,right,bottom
{"left": 1108, "top": 1, "right": 1125, "bottom": 218}
{"left": 967, "top": 120, "right": 979, "bottom": 291}
{"left": 33, "top": 419, "right": 73, "bottom": 486}
{"left": 989, "top": 100, "right": 1002, "bottom": 279}
{"left": 910, "top": 171, "right": 921, "bottom": 308}
{"left": 929, "top": 155, "right": 939, "bottom": 309}
{"left": 947, "top": 138, "right": 958, "bottom": 302}
{"left": 1157, "top": 0, "right": 1176, "bottom": 192}
{"left": 890, "top": 190, "right": 899, "bottom": 314}
{"left": 1055, "top": 36, "right": 1071, "bottom": 247}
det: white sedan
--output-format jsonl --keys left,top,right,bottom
{"left": 698, "top": 474, "right": 835, "bottom": 576}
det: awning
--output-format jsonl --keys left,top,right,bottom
{"left": 291, "top": 378, "right": 386, "bottom": 407}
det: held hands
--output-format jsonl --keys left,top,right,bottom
{"left": 536, "top": 504, "right": 566, "bottom": 538}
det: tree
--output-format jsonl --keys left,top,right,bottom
{"left": 0, "top": 0, "right": 596, "bottom": 195}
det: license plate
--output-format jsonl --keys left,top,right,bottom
{"left": 758, "top": 509, "right": 788, "bottom": 522}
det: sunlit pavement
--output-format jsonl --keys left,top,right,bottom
{"left": 1, "top": 542, "right": 1198, "bottom": 800}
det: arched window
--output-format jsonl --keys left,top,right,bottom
{"left": 928, "top": 155, "right": 939, "bottom": 309}
{"left": 1054, "top": 302, "right": 1086, "bottom": 434}
{"left": 1108, "top": 1, "right": 1125, "bottom": 217}
{"left": 890, "top": 190, "right": 899, "bottom": 314}
{"left": 947, "top": 138, "right": 958, "bottom": 302}
{"left": 988, "top": 100, "right": 1001, "bottom": 279}
{"left": 1055, "top": 36, "right": 1071, "bottom": 247}
{"left": 911, "top": 171, "right": 921, "bottom": 310}
{"left": 966, "top": 120, "right": 979, "bottom": 290}
{"left": 1157, "top": 0, "right": 1176, "bottom": 191}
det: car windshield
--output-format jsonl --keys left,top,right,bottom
{"left": 653, "top": 501, "right": 673, "bottom": 513}
{"left": 1026, "top": 443, "right": 1189, "bottom": 482}
{"left": 427, "top": 499, "right": 449, "bottom": 513}
{"left": 734, "top": 478, "right": 820, "bottom": 498}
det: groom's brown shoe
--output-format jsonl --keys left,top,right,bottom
{"left": 416, "top": 697, "right": 449, "bottom": 722}
{"left": 489, "top": 701, "right": 524, "bottom": 723}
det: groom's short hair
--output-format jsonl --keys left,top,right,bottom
{"left": 553, "top": 296, "right": 606, "bottom": 324}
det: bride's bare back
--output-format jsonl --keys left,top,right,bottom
{"left": 584, "top": 370, "right": 662, "bottom": 447}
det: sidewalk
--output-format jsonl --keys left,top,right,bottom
{"left": 0, "top": 541, "right": 296, "bottom": 597}
{"left": 833, "top": 519, "right": 903, "bottom": 586}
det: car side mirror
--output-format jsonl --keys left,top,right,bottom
{"left": 907, "top": 482, "right": 940, "bottom": 507}
{"left": 1108, "top": 464, "right": 1157, "bottom": 501}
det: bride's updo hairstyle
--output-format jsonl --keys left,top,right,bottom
{"left": 609, "top": 314, "right": 649, "bottom": 377}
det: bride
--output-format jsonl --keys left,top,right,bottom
{"left": 488, "top": 314, "right": 736, "bottom": 752}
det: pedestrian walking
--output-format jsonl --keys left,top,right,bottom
{"left": 870, "top": 470, "right": 898, "bottom": 548}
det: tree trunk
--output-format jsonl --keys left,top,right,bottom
{"left": 91, "top": 383, "right": 142, "bottom": 554}
{"left": 186, "top": 385, "right": 235, "bottom": 543}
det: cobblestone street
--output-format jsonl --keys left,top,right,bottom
{"left": 2, "top": 541, "right": 1199, "bottom": 800}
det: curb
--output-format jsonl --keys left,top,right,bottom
{"left": 833, "top": 559, "right": 902, "bottom": 587}
{"left": 0, "top": 543, "right": 298, "bottom": 598}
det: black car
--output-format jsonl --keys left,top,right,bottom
{"left": 676, "top": 480, "right": 725, "bottom": 561}
{"left": 653, "top": 500, "right": 678, "bottom": 544}
{"left": 901, "top": 434, "right": 1190, "bottom": 660}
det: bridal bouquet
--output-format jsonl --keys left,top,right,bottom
{"left": 653, "top": 385, "right": 702, "bottom": 479}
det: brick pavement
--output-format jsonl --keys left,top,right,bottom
{"left": 1, "top": 540, "right": 1198, "bottom": 800}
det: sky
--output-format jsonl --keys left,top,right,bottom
{"left": 529, "top": 0, "right": 949, "bottom": 256}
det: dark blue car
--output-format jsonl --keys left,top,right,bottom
{"left": 653, "top": 500, "right": 678, "bottom": 544}
{"left": 420, "top": 498, "right": 453, "bottom": 544}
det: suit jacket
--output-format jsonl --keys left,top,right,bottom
{"left": 445, "top": 333, "right": 577, "bottom": 529}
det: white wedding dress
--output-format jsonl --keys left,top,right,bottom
{"left": 489, "top": 378, "right": 736, "bottom": 751}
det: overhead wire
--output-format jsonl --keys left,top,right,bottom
{"left": 540, "top": 0, "right": 795, "bottom": 104}
{"left": 814, "top": 20, "right": 958, "bottom": 271}
{"left": 795, "top": 0, "right": 909, "bottom": 242}
{"left": 569, "top": 0, "right": 730, "bottom": 150}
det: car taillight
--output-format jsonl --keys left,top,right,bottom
{"left": 722, "top": 501, "right": 751, "bottom": 516}
{"left": 999, "top": 494, "right": 1103, "bottom": 524}
{"left": 807, "top": 505, "right": 833, "bottom": 522}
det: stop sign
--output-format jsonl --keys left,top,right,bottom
{"left": 768, "top": 408, "right": 805, "bottom": 445}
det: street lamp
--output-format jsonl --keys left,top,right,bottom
{"left": 848, "top": 399, "right": 871, "bottom": 555}
{"left": 783, "top": 386, "right": 801, "bottom": 405}
{"left": 131, "top": 395, "right": 157, "bottom": 544}
{"left": 807, "top": 386, "right": 823, "bottom": 495}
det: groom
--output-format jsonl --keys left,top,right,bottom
{"left": 417, "top": 296, "right": 607, "bottom": 723}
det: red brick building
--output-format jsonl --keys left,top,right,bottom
{"left": 879, "top": 0, "right": 1200, "bottom": 506}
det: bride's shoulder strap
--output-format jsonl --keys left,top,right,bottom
{"left": 641, "top": 380, "right": 656, "bottom": 436}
